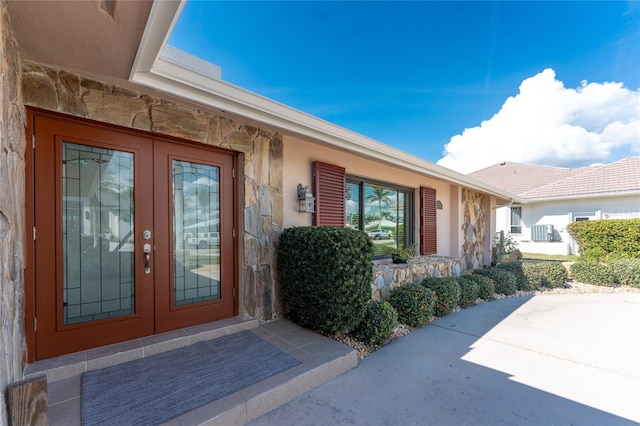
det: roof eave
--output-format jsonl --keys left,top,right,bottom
{"left": 524, "top": 190, "right": 640, "bottom": 203}
{"left": 130, "top": 0, "right": 520, "bottom": 203}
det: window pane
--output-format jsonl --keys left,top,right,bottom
{"left": 62, "top": 142, "right": 134, "bottom": 325}
{"left": 347, "top": 178, "right": 413, "bottom": 257}
{"left": 510, "top": 207, "right": 522, "bottom": 234}
{"left": 173, "top": 160, "right": 221, "bottom": 306}
{"left": 346, "top": 182, "right": 360, "bottom": 229}
{"left": 364, "top": 184, "right": 398, "bottom": 255}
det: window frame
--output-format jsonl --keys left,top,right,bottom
{"left": 510, "top": 206, "right": 522, "bottom": 234}
{"left": 346, "top": 176, "right": 414, "bottom": 254}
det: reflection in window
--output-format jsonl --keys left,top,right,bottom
{"left": 172, "top": 160, "right": 221, "bottom": 306}
{"left": 346, "top": 178, "right": 412, "bottom": 256}
{"left": 62, "top": 142, "right": 134, "bottom": 325}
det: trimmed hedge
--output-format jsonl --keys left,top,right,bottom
{"left": 495, "top": 262, "right": 530, "bottom": 290}
{"left": 422, "top": 277, "right": 461, "bottom": 317}
{"left": 473, "top": 269, "right": 517, "bottom": 296}
{"left": 566, "top": 218, "right": 640, "bottom": 260}
{"left": 456, "top": 276, "right": 479, "bottom": 309}
{"left": 571, "top": 259, "right": 640, "bottom": 287}
{"left": 521, "top": 262, "right": 568, "bottom": 289}
{"left": 570, "top": 261, "right": 617, "bottom": 286}
{"left": 614, "top": 259, "right": 640, "bottom": 288}
{"left": 461, "top": 274, "right": 495, "bottom": 300}
{"left": 277, "top": 226, "right": 374, "bottom": 334}
{"left": 352, "top": 300, "right": 398, "bottom": 346}
{"left": 388, "top": 283, "right": 435, "bottom": 328}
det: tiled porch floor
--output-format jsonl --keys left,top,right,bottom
{"left": 24, "top": 317, "right": 358, "bottom": 425}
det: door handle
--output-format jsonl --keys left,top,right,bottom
{"left": 143, "top": 243, "right": 152, "bottom": 274}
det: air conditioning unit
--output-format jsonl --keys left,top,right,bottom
{"left": 531, "top": 224, "right": 554, "bottom": 242}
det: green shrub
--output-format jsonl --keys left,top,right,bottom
{"left": 456, "top": 276, "right": 479, "bottom": 309}
{"left": 473, "top": 269, "right": 517, "bottom": 296}
{"left": 612, "top": 259, "right": 640, "bottom": 288}
{"left": 352, "top": 300, "right": 398, "bottom": 346}
{"left": 566, "top": 219, "right": 640, "bottom": 260}
{"left": 571, "top": 259, "right": 640, "bottom": 288}
{"left": 461, "top": 274, "right": 495, "bottom": 300}
{"left": 495, "top": 262, "right": 530, "bottom": 290}
{"left": 570, "top": 261, "right": 616, "bottom": 286}
{"left": 277, "top": 226, "right": 374, "bottom": 334}
{"left": 422, "top": 277, "right": 461, "bottom": 317}
{"left": 521, "top": 262, "right": 568, "bottom": 289}
{"left": 388, "top": 283, "right": 435, "bottom": 327}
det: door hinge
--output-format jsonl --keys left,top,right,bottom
{"left": 233, "top": 287, "right": 236, "bottom": 298}
{"left": 232, "top": 228, "right": 236, "bottom": 238}
{"left": 32, "top": 134, "right": 35, "bottom": 149}
{"left": 34, "top": 317, "right": 37, "bottom": 332}
{"left": 232, "top": 168, "right": 235, "bottom": 179}
{"left": 33, "top": 226, "right": 36, "bottom": 241}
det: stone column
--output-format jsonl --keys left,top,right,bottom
{"left": 0, "top": 3, "right": 27, "bottom": 425}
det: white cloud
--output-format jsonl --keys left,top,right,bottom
{"left": 437, "top": 68, "right": 640, "bottom": 174}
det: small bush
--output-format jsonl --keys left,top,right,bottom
{"left": 352, "top": 300, "right": 398, "bottom": 346}
{"left": 388, "top": 283, "right": 435, "bottom": 327}
{"left": 456, "top": 276, "right": 479, "bottom": 309}
{"left": 277, "top": 226, "right": 374, "bottom": 334}
{"left": 495, "top": 262, "right": 530, "bottom": 290}
{"left": 422, "top": 277, "right": 461, "bottom": 317}
{"left": 473, "top": 269, "right": 517, "bottom": 296}
{"left": 521, "top": 262, "right": 568, "bottom": 289}
{"left": 462, "top": 274, "right": 495, "bottom": 300}
{"left": 613, "top": 259, "right": 640, "bottom": 288}
{"left": 570, "top": 261, "right": 617, "bottom": 286}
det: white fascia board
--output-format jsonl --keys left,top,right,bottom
{"left": 130, "top": 0, "right": 185, "bottom": 78}
{"left": 131, "top": 1, "right": 521, "bottom": 203}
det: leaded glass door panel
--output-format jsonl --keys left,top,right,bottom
{"left": 34, "top": 115, "right": 154, "bottom": 360}
{"left": 153, "top": 140, "right": 235, "bottom": 332}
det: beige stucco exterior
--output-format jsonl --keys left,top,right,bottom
{"left": 283, "top": 135, "right": 460, "bottom": 257}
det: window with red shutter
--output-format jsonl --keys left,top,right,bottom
{"left": 420, "top": 187, "right": 437, "bottom": 255}
{"left": 312, "top": 161, "right": 346, "bottom": 226}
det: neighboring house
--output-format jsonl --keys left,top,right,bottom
{"left": 469, "top": 157, "right": 640, "bottom": 255}
{"left": 0, "top": 1, "right": 520, "bottom": 415}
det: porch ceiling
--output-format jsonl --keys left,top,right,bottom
{"left": 5, "top": 0, "right": 153, "bottom": 85}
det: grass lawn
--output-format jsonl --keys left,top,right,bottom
{"left": 521, "top": 252, "right": 579, "bottom": 262}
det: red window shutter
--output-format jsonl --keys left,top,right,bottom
{"left": 420, "top": 187, "right": 437, "bottom": 255}
{"left": 313, "top": 161, "right": 346, "bottom": 226}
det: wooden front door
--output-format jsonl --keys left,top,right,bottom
{"left": 29, "top": 111, "right": 236, "bottom": 360}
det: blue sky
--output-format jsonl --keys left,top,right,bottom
{"left": 169, "top": 1, "right": 640, "bottom": 173}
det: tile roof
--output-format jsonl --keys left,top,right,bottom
{"left": 468, "top": 156, "right": 640, "bottom": 201}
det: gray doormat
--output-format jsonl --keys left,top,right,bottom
{"left": 82, "top": 330, "right": 300, "bottom": 426}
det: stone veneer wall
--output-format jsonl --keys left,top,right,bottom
{"left": 461, "top": 189, "right": 486, "bottom": 270}
{"left": 0, "top": 3, "right": 26, "bottom": 425}
{"left": 372, "top": 256, "right": 463, "bottom": 300}
{"left": 20, "top": 62, "right": 284, "bottom": 322}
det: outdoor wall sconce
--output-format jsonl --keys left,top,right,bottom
{"left": 297, "top": 184, "right": 315, "bottom": 213}
{"left": 436, "top": 200, "right": 443, "bottom": 210}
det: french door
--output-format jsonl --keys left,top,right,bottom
{"left": 29, "top": 111, "right": 236, "bottom": 360}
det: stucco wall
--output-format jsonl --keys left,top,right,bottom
{"left": 283, "top": 135, "right": 456, "bottom": 257}
{"left": 0, "top": 3, "right": 26, "bottom": 425}
{"left": 20, "top": 61, "right": 284, "bottom": 322}
{"left": 496, "top": 194, "right": 640, "bottom": 255}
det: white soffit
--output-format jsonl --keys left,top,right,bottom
{"left": 130, "top": 0, "right": 522, "bottom": 203}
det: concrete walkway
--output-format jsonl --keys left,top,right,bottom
{"left": 251, "top": 293, "right": 640, "bottom": 425}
